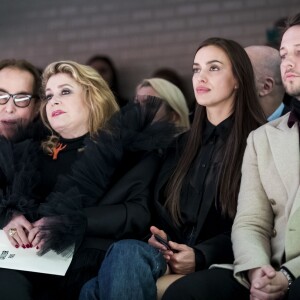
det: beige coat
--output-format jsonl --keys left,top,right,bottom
{"left": 232, "top": 113, "right": 300, "bottom": 287}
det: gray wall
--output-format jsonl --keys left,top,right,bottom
{"left": 1, "top": 0, "right": 299, "bottom": 99}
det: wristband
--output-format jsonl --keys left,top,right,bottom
{"left": 280, "top": 267, "right": 294, "bottom": 289}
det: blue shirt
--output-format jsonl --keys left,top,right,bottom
{"left": 267, "top": 103, "right": 285, "bottom": 122}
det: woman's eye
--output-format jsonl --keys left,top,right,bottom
{"left": 209, "top": 65, "right": 219, "bottom": 71}
{"left": 61, "top": 89, "right": 71, "bottom": 95}
{"left": 192, "top": 68, "right": 200, "bottom": 74}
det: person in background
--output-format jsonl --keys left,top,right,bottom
{"left": 79, "top": 36, "right": 265, "bottom": 300}
{"left": 152, "top": 68, "right": 195, "bottom": 121}
{"left": 266, "top": 16, "right": 287, "bottom": 50}
{"left": 245, "top": 45, "right": 289, "bottom": 121}
{"left": 0, "top": 59, "right": 41, "bottom": 140}
{"left": 135, "top": 78, "right": 190, "bottom": 130}
{"left": 86, "top": 55, "right": 127, "bottom": 107}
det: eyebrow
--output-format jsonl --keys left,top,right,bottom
{"left": 45, "top": 83, "right": 73, "bottom": 92}
{"left": 0, "top": 88, "right": 33, "bottom": 94}
{"left": 280, "top": 43, "right": 300, "bottom": 51}
{"left": 193, "top": 60, "right": 223, "bottom": 66}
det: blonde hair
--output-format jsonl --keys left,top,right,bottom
{"left": 40, "top": 60, "right": 119, "bottom": 153}
{"left": 139, "top": 78, "right": 190, "bottom": 130}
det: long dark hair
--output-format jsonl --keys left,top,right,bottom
{"left": 165, "top": 37, "right": 266, "bottom": 225}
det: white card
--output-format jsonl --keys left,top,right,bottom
{"left": 0, "top": 230, "right": 74, "bottom": 275}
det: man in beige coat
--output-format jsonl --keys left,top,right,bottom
{"left": 231, "top": 13, "right": 300, "bottom": 300}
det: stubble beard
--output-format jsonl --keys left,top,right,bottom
{"left": 284, "top": 81, "right": 300, "bottom": 100}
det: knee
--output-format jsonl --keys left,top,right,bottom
{"left": 162, "top": 278, "right": 189, "bottom": 300}
{"left": 107, "top": 239, "right": 154, "bottom": 259}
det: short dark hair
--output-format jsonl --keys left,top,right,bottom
{"left": 0, "top": 59, "right": 41, "bottom": 99}
{"left": 283, "top": 12, "right": 300, "bottom": 34}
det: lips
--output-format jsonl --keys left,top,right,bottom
{"left": 52, "top": 110, "right": 65, "bottom": 117}
{"left": 195, "top": 86, "right": 210, "bottom": 93}
{"left": 284, "top": 72, "right": 298, "bottom": 80}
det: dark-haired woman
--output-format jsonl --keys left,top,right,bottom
{"left": 79, "top": 36, "right": 266, "bottom": 300}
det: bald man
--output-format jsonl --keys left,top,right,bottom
{"left": 245, "top": 45, "right": 289, "bottom": 121}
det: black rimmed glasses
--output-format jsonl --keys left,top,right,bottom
{"left": 0, "top": 92, "right": 37, "bottom": 108}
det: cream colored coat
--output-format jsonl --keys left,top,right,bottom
{"left": 232, "top": 113, "right": 300, "bottom": 287}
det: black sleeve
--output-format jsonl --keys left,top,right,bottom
{"left": 0, "top": 138, "right": 40, "bottom": 227}
{"left": 192, "top": 231, "right": 234, "bottom": 269}
{"left": 84, "top": 152, "right": 162, "bottom": 240}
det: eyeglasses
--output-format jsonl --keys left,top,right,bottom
{"left": 0, "top": 92, "right": 37, "bottom": 108}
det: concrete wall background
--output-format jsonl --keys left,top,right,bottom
{"left": 1, "top": 0, "right": 299, "bottom": 99}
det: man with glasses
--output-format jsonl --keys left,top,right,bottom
{"left": 0, "top": 59, "right": 41, "bottom": 139}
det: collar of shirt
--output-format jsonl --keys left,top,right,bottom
{"left": 202, "top": 115, "right": 233, "bottom": 144}
{"left": 267, "top": 103, "right": 285, "bottom": 122}
{"left": 287, "top": 97, "right": 300, "bottom": 128}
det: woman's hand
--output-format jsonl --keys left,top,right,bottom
{"left": 3, "top": 214, "right": 33, "bottom": 248}
{"left": 28, "top": 218, "right": 47, "bottom": 250}
{"left": 148, "top": 226, "right": 175, "bottom": 261}
{"left": 148, "top": 225, "right": 169, "bottom": 250}
{"left": 166, "top": 241, "right": 196, "bottom": 275}
{"left": 248, "top": 265, "right": 288, "bottom": 300}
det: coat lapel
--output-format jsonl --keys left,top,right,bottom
{"left": 266, "top": 115, "right": 300, "bottom": 212}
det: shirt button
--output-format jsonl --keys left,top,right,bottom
{"left": 272, "top": 229, "right": 277, "bottom": 237}
{"left": 270, "top": 199, "right": 276, "bottom": 205}
{"left": 201, "top": 164, "right": 206, "bottom": 168}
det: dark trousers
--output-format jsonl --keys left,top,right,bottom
{"left": 0, "top": 248, "right": 106, "bottom": 300}
{"left": 0, "top": 268, "right": 60, "bottom": 300}
{"left": 162, "top": 268, "right": 248, "bottom": 300}
{"left": 162, "top": 268, "right": 300, "bottom": 300}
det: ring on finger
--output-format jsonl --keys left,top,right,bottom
{"left": 8, "top": 228, "right": 17, "bottom": 237}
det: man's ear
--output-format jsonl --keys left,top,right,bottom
{"left": 259, "top": 77, "right": 274, "bottom": 97}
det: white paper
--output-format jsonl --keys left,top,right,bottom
{"left": 0, "top": 230, "right": 74, "bottom": 275}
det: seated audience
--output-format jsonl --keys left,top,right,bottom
{"left": 159, "top": 12, "right": 300, "bottom": 300}
{"left": 0, "top": 60, "right": 119, "bottom": 300}
{"left": 0, "top": 60, "right": 182, "bottom": 300}
{"left": 79, "top": 36, "right": 265, "bottom": 300}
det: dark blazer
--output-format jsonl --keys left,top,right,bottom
{"left": 152, "top": 135, "right": 234, "bottom": 269}
{"left": 81, "top": 151, "right": 162, "bottom": 252}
